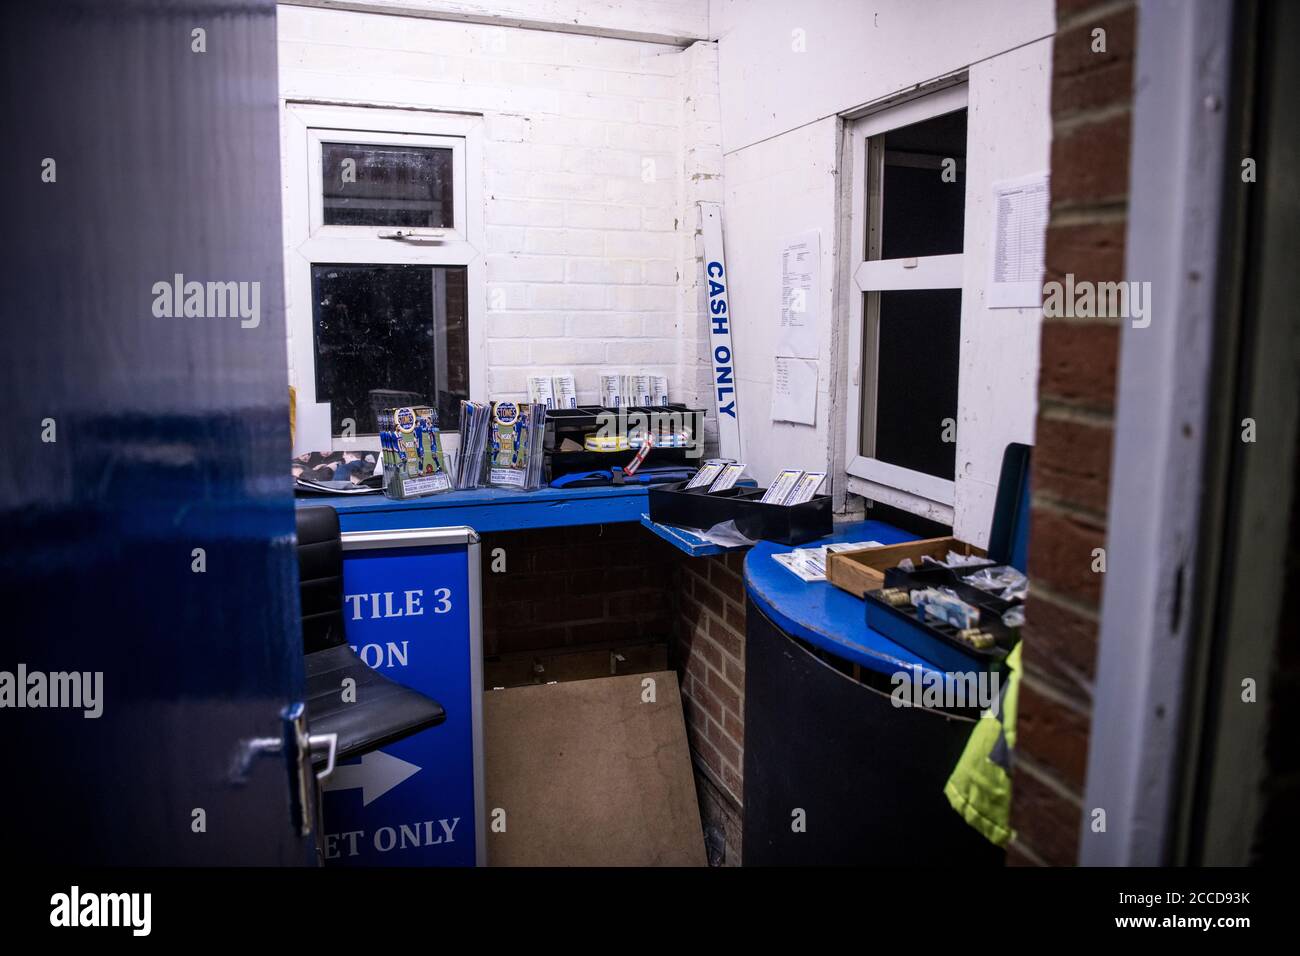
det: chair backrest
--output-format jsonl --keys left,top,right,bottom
{"left": 987, "top": 442, "right": 1032, "bottom": 572}
{"left": 296, "top": 506, "right": 347, "bottom": 653}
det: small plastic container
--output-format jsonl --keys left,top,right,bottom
{"left": 647, "top": 481, "right": 832, "bottom": 546}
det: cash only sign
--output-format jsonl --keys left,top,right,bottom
{"left": 700, "top": 202, "right": 742, "bottom": 461}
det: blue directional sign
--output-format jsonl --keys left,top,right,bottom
{"left": 320, "top": 527, "right": 484, "bottom": 867}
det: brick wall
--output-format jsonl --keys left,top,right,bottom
{"left": 479, "top": 522, "right": 678, "bottom": 656}
{"left": 1010, "top": 0, "right": 1136, "bottom": 866}
{"left": 478, "top": 524, "right": 748, "bottom": 864}
{"left": 673, "top": 550, "right": 747, "bottom": 865}
{"left": 676, "top": 40, "right": 725, "bottom": 451}
{"left": 718, "top": 117, "right": 841, "bottom": 485}
{"left": 278, "top": 6, "right": 723, "bottom": 411}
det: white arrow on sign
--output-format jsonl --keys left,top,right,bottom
{"left": 323, "top": 750, "right": 421, "bottom": 806}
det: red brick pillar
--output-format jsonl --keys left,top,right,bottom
{"left": 673, "top": 551, "right": 747, "bottom": 864}
{"left": 1010, "top": 0, "right": 1137, "bottom": 865}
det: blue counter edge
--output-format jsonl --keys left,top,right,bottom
{"left": 300, "top": 479, "right": 759, "bottom": 539}
{"left": 295, "top": 483, "right": 652, "bottom": 533}
{"left": 638, "top": 514, "right": 742, "bottom": 556}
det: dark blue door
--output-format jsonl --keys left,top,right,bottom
{"left": 0, "top": 2, "right": 314, "bottom": 864}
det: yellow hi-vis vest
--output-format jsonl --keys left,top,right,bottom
{"left": 943, "top": 642, "right": 1021, "bottom": 847}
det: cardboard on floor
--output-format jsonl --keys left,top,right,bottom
{"left": 484, "top": 671, "right": 706, "bottom": 866}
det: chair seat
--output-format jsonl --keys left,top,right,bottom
{"left": 305, "top": 643, "right": 446, "bottom": 766}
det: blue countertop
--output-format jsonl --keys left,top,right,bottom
{"left": 296, "top": 483, "right": 653, "bottom": 533}
{"left": 744, "top": 520, "right": 944, "bottom": 678}
{"left": 302, "top": 490, "right": 941, "bottom": 677}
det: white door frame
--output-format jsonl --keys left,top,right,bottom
{"left": 1079, "top": 0, "right": 1236, "bottom": 866}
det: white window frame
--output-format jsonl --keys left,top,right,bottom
{"left": 844, "top": 84, "right": 968, "bottom": 516}
{"left": 306, "top": 128, "right": 468, "bottom": 243}
{"left": 282, "top": 103, "right": 485, "bottom": 452}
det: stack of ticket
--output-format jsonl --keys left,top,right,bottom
{"left": 760, "top": 469, "right": 827, "bottom": 505}
{"left": 685, "top": 459, "right": 744, "bottom": 491}
{"left": 527, "top": 372, "right": 578, "bottom": 410}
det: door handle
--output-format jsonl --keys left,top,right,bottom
{"left": 232, "top": 704, "right": 335, "bottom": 837}
{"left": 285, "top": 703, "right": 313, "bottom": 836}
{"left": 309, "top": 732, "right": 338, "bottom": 782}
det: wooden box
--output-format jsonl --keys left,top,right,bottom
{"left": 825, "top": 536, "right": 988, "bottom": 598}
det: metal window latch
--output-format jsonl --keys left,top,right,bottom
{"left": 378, "top": 229, "right": 448, "bottom": 242}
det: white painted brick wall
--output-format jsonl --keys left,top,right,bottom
{"left": 675, "top": 39, "right": 724, "bottom": 451}
{"left": 279, "top": 6, "right": 723, "bottom": 410}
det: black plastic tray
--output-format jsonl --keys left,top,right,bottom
{"left": 647, "top": 481, "right": 832, "bottom": 546}
{"left": 545, "top": 404, "right": 704, "bottom": 480}
{"left": 864, "top": 564, "right": 1019, "bottom": 673}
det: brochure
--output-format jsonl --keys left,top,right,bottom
{"left": 379, "top": 406, "right": 452, "bottom": 499}
{"left": 488, "top": 401, "right": 545, "bottom": 490}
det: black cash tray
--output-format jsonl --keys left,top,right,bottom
{"left": 647, "top": 481, "right": 832, "bottom": 546}
{"left": 860, "top": 442, "right": 1033, "bottom": 674}
{"left": 864, "top": 563, "right": 1020, "bottom": 673}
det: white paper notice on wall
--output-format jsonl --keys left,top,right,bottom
{"left": 778, "top": 231, "right": 820, "bottom": 359}
{"left": 771, "top": 357, "right": 817, "bottom": 426}
{"left": 988, "top": 172, "right": 1049, "bottom": 309}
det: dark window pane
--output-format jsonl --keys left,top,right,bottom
{"left": 877, "top": 109, "right": 967, "bottom": 259}
{"left": 312, "top": 264, "right": 469, "bottom": 434}
{"left": 871, "top": 289, "right": 961, "bottom": 480}
{"left": 320, "top": 142, "right": 453, "bottom": 228}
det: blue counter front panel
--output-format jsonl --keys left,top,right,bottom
{"left": 321, "top": 541, "right": 481, "bottom": 867}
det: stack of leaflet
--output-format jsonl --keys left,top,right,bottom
{"left": 455, "top": 400, "right": 491, "bottom": 489}
{"left": 378, "top": 406, "right": 452, "bottom": 500}
{"left": 599, "top": 371, "right": 670, "bottom": 407}
{"left": 685, "top": 459, "right": 747, "bottom": 492}
{"left": 487, "top": 401, "right": 546, "bottom": 490}
{"left": 527, "top": 372, "right": 578, "bottom": 410}
{"left": 773, "top": 541, "right": 883, "bottom": 583}
{"left": 759, "top": 469, "right": 827, "bottom": 506}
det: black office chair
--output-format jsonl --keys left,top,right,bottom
{"left": 296, "top": 506, "right": 445, "bottom": 770}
